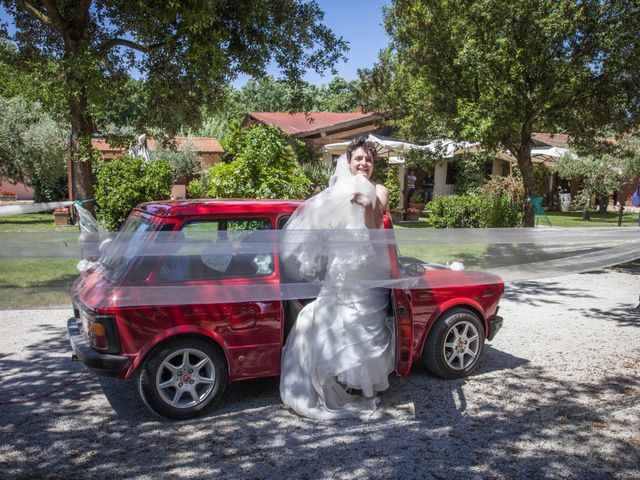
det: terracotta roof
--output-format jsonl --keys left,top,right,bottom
{"left": 532, "top": 133, "right": 569, "bottom": 148}
{"left": 533, "top": 132, "right": 618, "bottom": 148}
{"left": 245, "top": 111, "right": 378, "bottom": 135}
{"left": 91, "top": 136, "right": 223, "bottom": 153}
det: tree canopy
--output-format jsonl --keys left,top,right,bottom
{"left": 191, "top": 124, "right": 310, "bottom": 200}
{"left": 1, "top": 0, "right": 347, "bottom": 201}
{"left": 0, "top": 96, "right": 67, "bottom": 201}
{"left": 363, "top": 0, "right": 640, "bottom": 225}
{"left": 198, "top": 75, "right": 363, "bottom": 139}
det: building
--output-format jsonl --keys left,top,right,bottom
{"left": 90, "top": 135, "right": 224, "bottom": 199}
{"left": 91, "top": 136, "right": 224, "bottom": 169}
{"left": 241, "top": 109, "right": 388, "bottom": 162}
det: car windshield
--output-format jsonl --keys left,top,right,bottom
{"left": 100, "top": 216, "right": 156, "bottom": 280}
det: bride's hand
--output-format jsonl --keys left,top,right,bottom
{"left": 351, "top": 193, "right": 372, "bottom": 208}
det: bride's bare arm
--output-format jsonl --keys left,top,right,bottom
{"left": 351, "top": 184, "right": 388, "bottom": 228}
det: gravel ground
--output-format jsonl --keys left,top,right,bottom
{"left": 1, "top": 264, "right": 639, "bottom": 480}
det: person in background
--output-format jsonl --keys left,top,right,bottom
{"left": 632, "top": 184, "right": 640, "bottom": 226}
{"left": 406, "top": 170, "right": 416, "bottom": 203}
{"left": 421, "top": 171, "right": 434, "bottom": 203}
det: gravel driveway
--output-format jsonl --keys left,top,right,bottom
{"left": 1, "top": 264, "right": 639, "bottom": 479}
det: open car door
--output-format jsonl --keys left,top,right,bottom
{"left": 385, "top": 217, "right": 414, "bottom": 377}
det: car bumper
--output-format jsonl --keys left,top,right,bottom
{"left": 67, "top": 317, "right": 129, "bottom": 377}
{"left": 487, "top": 315, "right": 503, "bottom": 341}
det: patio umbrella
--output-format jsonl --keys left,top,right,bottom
{"left": 530, "top": 146, "right": 577, "bottom": 166}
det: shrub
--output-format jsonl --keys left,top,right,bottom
{"left": 427, "top": 194, "right": 486, "bottom": 228}
{"left": 153, "top": 146, "right": 201, "bottom": 182}
{"left": 384, "top": 165, "right": 402, "bottom": 209}
{"left": 187, "top": 177, "right": 206, "bottom": 198}
{"left": 95, "top": 157, "right": 172, "bottom": 230}
{"left": 200, "top": 125, "right": 311, "bottom": 200}
{"left": 428, "top": 182, "right": 524, "bottom": 229}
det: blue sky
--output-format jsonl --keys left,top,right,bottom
{"left": 0, "top": 0, "right": 390, "bottom": 87}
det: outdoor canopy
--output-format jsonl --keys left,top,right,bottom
{"left": 323, "top": 134, "right": 479, "bottom": 160}
{"left": 325, "top": 134, "right": 577, "bottom": 166}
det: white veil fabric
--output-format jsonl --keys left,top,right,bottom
{"left": 280, "top": 154, "right": 377, "bottom": 284}
{"left": 279, "top": 154, "right": 394, "bottom": 419}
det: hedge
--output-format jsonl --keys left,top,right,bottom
{"left": 428, "top": 193, "right": 523, "bottom": 228}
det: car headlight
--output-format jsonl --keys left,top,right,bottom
{"left": 80, "top": 310, "right": 117, "bottom": 351}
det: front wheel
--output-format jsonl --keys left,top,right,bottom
{"left": 422, "top": 308, "right": 485, "bottom": 379}
{"left": 138, "top": 337, "right": 227, "bottom": 419}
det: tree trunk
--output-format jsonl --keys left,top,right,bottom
{"left": 69, "top": 92, "right": 95, "bottom": 203}
{"left": 582, "top": 202, "right": 591, "bottom": 220}
{"left": 63, "top": 21, "right": 95, "bottom": 208}
{"left": 515, "top": 123, "right": 536, "bottom": 227}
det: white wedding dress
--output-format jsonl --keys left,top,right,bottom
{"left": 279, "top": 156, "right": 393, "bottom": 419}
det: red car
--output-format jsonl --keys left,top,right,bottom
{"left": 68, "top": 200, "right": 504, "bottom": 419}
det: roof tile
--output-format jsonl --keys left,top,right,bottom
{"left": 246, "top": 111, "right": 377, "bottom": 135}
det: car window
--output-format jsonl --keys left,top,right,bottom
{"left": 277, "top": 215, "right": 290, "bottom": 230}
{"left": 156, "top": 218, "right": 274, "bottom": 282}
{"left": 100, "top": 216, "right": 156, "bottom": 280}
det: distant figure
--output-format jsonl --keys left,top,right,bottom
{"left": 632, "top": 185, "right": 640, "bottom": 226}
{"left": 406, "top": 170, "right": 416, "bottom": 202}
{"left": 421, "top": 172, "right": 434, "bottom": 203}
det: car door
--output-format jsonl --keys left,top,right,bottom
{"left": 155, "top": 216, "right": 283, "bottom": 380}
{"left": 384, "top": 216, "right": 414, "bottom": 377}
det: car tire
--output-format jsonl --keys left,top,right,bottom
{"left": 138, "top": 337, "right": 227, "bottom": 420}
{"left": 422, "top": 308, "right": 485, "bottom": 379}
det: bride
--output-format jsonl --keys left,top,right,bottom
{"left": 280, "top": 136, "right": 393, "bottom": 419}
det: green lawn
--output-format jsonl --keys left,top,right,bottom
{"left": 0, "top": 212, "right": 79, "bottom": 232}
{"left": 0, "top": 213, "right": 78, "bottom": 308}
{"left": 544, "top": 210, "right": 638, "bottom": 227}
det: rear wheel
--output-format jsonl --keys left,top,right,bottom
{"left": 422, "top": 308, "right": 485, "bottom": 379}
{"left": 138, "top": 337, "right": 227, "bottom": 419}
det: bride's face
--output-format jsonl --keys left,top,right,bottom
{"left": 349, "top": 147, "right": 374, "bottom": 178}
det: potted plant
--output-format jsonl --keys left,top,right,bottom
{"left": 406, "top": 207, "right": 421, "bottom": 221}
{"left": 408, "top": 192, "right": 425, "bottom": 212}
{"left": 0, "top": 190, "right": 17, "bottom": 201}
{"left": 53, "top": 207, "right": 71, "bottom": 226}
{"left": 390, "top": 207, "right": 404, "bottom": 223}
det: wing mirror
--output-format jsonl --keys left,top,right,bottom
{"left": 405, "top": 262, "right": 426, "bottom": 277}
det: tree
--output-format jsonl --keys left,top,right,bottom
{"left": 363, "top": 0, "right": 640, "bottom": 226}
{"left": 0, "top": 96, "right": 68, "bottom": 201}
{"left": 197, "top": 75, "right": 362, "bottom": 139}
{"left": 1, "top": 0, "right": 346, "bottom": 202}
{"left": 197, "top": 124, "right": 310, "bottom": 200}
{"left": 554, "top": 136, "right": 640, "bottom": 221}
{"left": 94, "top": 156, "right": 172, "bottom": 230}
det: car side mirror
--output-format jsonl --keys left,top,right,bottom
{"left": 405, "top": 262, "right": 426, "bottom": 277}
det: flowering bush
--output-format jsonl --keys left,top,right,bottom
{"left": 53, "top": 207, "right": 69, "bottom": 214}
{"left": 0, "top": 190, "right": 16, "bottom": 196}
{"left": 406, "top": 207, "right": 421, "bottom": 214}
{"left": 390, "top": 207, "right": 405, "bottom": 214}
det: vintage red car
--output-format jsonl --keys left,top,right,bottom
{"left": 68, "top": 199, "right": 504, "bottom": 419}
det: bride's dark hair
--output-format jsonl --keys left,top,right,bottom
{"left": 346, "top": 136, "right": 378, "bottom": 162}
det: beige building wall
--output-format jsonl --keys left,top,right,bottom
{"left": 434, "top": 160, "right": 454, "bottom": 197}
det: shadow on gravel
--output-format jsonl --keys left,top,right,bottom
{"left": 503, "top": 280, "right": 595, "bottom": 307}
{"left": 570, "top": 304, "right": 640, "bottom": 328}
{"left": 2, "top": 325, "right": 639, "bottom": 480}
